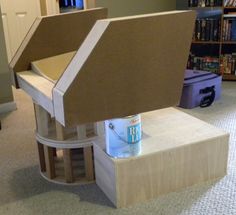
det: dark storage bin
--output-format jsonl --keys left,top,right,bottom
{"left": 179, "top": 69, "right": 222, "bottom": 109}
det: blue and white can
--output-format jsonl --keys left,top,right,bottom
{"left": 105, "top": 114, "right": 142, "bottom": 158}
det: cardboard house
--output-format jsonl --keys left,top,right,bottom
{"left": 8, "top": 8, "right": 229, "bottom": 208}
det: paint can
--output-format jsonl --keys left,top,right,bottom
{"left": 105, "top": 114, "right": 142, "bottom": 158}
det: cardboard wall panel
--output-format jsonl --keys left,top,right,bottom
{"left": 10, "top": 8, "right": 108, "bottom": 77}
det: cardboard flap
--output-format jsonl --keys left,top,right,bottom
{"left": 53, "top": 10, "right": 196, "bottom": 126}
{"left": 31, "top": 51, "right": 76, "bottom": 83}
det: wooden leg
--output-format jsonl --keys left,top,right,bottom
{"left": 77, "top": 125, "right": 87, "bottom": 139}
{"left": 55, "top": 121, "right": 65, "bottom": 140}
{"left": 34, "top": 104, "right": 54, "bottom": 177}
{"left": 77, "top": 125, "right": 94, "bottom": 180}
{"left": 56, "top": 121, "right": 74, "bottom": 183}
{"left": 34, "top": 104, "right": 50, "bottom": 137}
{"left": 95, "top": 121, "right": 105, "bottom": 137}
{"left": 44, "top": 145, "right": 56, "bottom": 179}
{"left": 37, "top": 141, "right": 46, "bottom": 172}
{"left": 84, "top": 146, "right": 94, "bottom": 181}
{"left": 63, "top": 149, "right": 73, "bottom": 183}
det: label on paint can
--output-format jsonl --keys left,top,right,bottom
{"left": 105, "top": 114, "right": 142, "bottom": 158}
{"left": 127, "top": 122, "right": 141, "bottom": 144}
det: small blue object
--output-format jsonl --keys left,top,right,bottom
{"left": 75, "top": 0, "right": 83, "bottom": 8}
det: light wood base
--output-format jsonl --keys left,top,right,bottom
{"left": 93, "top": 107, "right": 229, "bottom": 208}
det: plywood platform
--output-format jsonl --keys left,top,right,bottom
{"left": 93, "top": 108, "right": 229, "bottom": 208}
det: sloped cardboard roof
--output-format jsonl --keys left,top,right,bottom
{"left": 53, "top": 10, "right": 196, "bottom": 125}
{"left": 12, "top": 9, "right": 196, "bottom": 126}
{"left": 10, "top": 8, "right": 108, "bottom": 86}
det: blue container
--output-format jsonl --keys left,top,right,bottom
{"left": 105, "top": 115, "right": 142, "bottom": 158}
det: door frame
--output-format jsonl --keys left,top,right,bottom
{"left": 40, "top": 0, "right": 59, "bottom": 16}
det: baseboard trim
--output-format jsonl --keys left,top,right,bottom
{"left": 0, "top": 102, "right": 17, "bottom": 114}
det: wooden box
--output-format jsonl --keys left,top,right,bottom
{"left": 93, "top": 108, "right": 229, "bottom": 208}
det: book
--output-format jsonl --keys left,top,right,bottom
{"left": 213, "top": 19, "right": 220, "bottom": 41}
{"left": 206, "top": 19, "right": 211, "bottom": 40}
{"left": 188, "top": 54, "right": 219, "bottom": 73}
{"left": 201, "top": 19, "right": 207, "bottom": 40}
{"left": 189, "top": 0, "right": 223, "bottom": 6}
{"left": 231, "top": 19, "right": 236, "bottom": 40}
{"left": 220, "top": 54, "right": 236, "bottom": 74}
{"left": 195, "top": 19, "right": 202, "bottom": 40}
{"left": 194, "top": 18, "right": 220, "bottom": 41}
{"left": 222, "top": 18, "right": 236, "bottom": 41}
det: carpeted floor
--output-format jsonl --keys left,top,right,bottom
{"left": 0, "top": 82, "right": 236, "bottom": 215}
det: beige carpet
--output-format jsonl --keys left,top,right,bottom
{"left": 0, "top": 82, "right": 236, "bottom": 215}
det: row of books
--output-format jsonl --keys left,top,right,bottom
{"left": 188, "top": 0, "right": 223, "bottom": 7}
{"left": 222, "top": 18, "right": 236, "bottom": 40}
{"left": 187, "top": 54, "right": 220, "bottom": 73}
{"left": 187, "top": 53, "right": 236, "bottom": 74}
{"left": 224, "top": 0, "right": 236, "bottom": 6}
{"left": 220, "top": 54, "right": 236, "bottom": 74}
{"left": 194, "top": 18, "right": 220, "bottom": 41}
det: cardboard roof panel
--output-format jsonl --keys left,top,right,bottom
{"left": 53, "top": 11, "right": 196, "bottom": 125}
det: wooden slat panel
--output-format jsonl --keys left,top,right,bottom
{"left": 63, "top": 149, "right": 74, "bottom": 183}
{"left": 56, "top": 121, "right": 74, "bottom": 183}
{"left": 83, "top": 146, "right": 94, "bottom": 181}
{"left": 37, "top": 141, "right": 46, "bottom": 172}
{"left": 44, "top": 145, "right": 56, "bottom": 179}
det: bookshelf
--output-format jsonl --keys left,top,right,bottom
{"left": 185, "top": 0, "right": 236, "bottom": 80}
